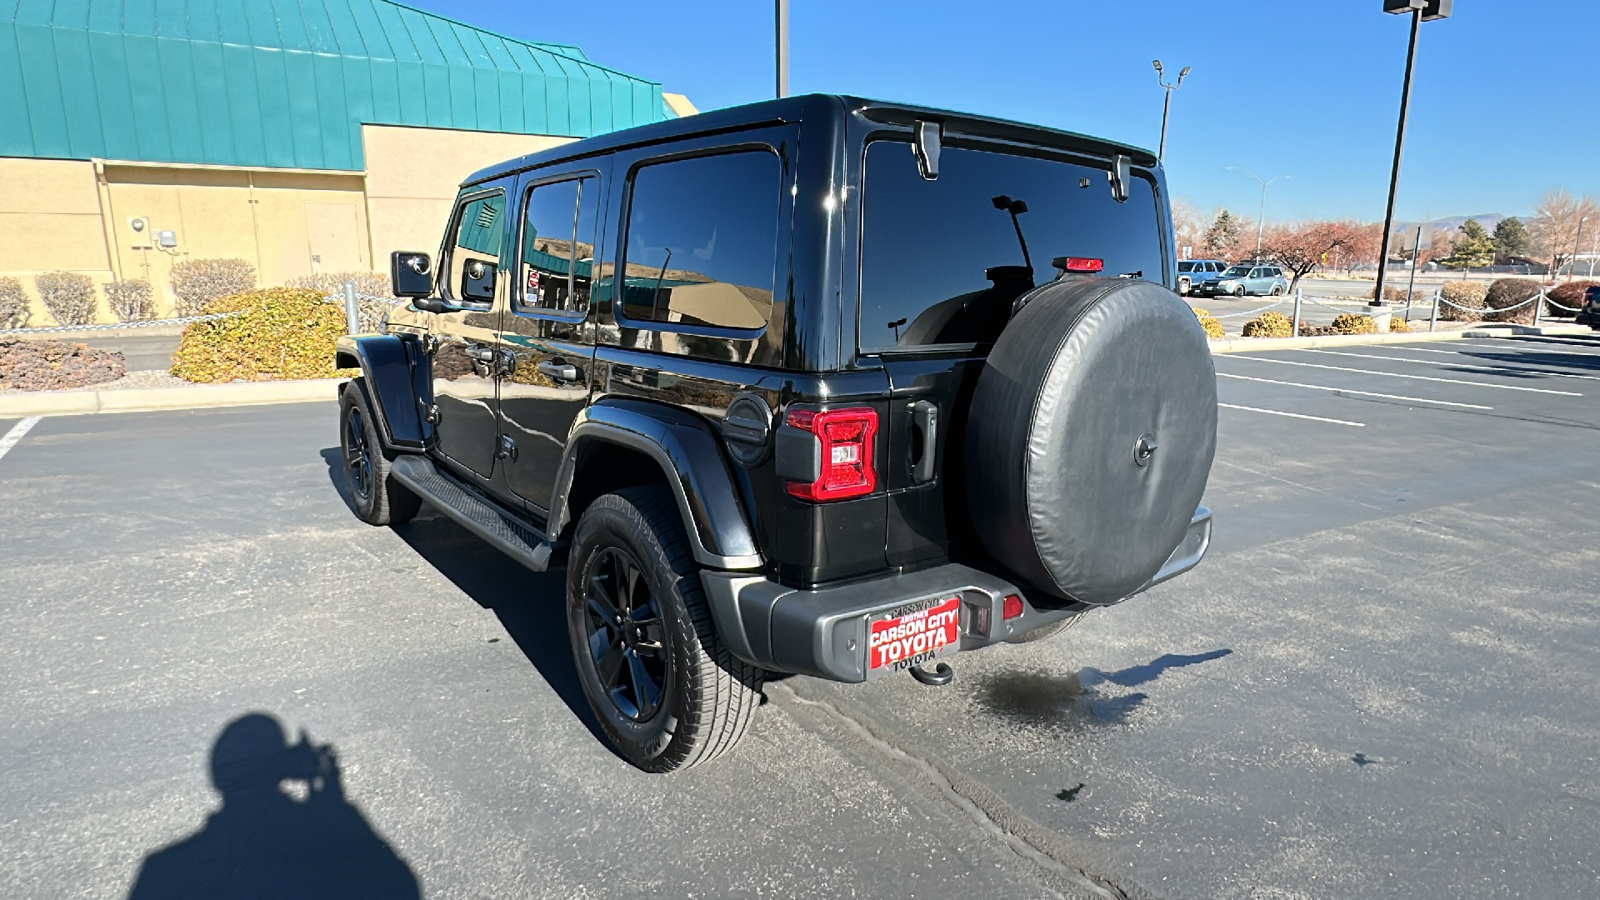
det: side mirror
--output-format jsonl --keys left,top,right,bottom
{"left": 391, "top": 251, "right": 434, "bottom": 298}
{"left": 460, "top": 259, "right": 497, "bottom": 303}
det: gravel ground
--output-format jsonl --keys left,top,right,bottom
{"left": 0, "top": 369, "right": 186, "bottom": 393}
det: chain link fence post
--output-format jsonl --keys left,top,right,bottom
{"left": 1532, "top": 289, "right": 1544, "bottom": 328}
{"left": 1429, "top": 290, "right": 1439, "bottom": 332}
{"left": 1291, "top": 288, "right": 1303, "bottom": 337}
{"left": 343, "top": 281, "right": 359, "bottom": 335}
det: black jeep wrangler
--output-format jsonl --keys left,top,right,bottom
{"left": 335, "top": 95, "right": 1216, "bottom": 772}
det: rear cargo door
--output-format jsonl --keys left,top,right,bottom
{"left": 857, "top": 135, "right": 1169, "bottom": 568}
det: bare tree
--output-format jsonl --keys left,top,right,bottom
{"left": 1529, "top": 189, "right": 1600, "bottom": 278}
{"left": 1170, "top": 196, "right": 1206, "bottom": 260}
{"left": 1259, "top": 221, "right": 1355, "bottom": 293}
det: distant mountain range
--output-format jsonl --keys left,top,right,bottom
{"left": 1393, "top": 214, "right": 1518, "bottom": 249}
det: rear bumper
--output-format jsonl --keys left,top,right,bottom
{"left": 702, "top": 506, "right": 1211, "bottom": 683}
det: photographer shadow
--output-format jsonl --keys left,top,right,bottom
{"left": 319, "top": 448, "right": 607, "bottom": 747}
{"left": 129, "top": 713, "right": 419, "bottom": 900}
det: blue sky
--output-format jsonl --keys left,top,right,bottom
{"left": 417, "top": 0, "right": 1599, "bottom": 224}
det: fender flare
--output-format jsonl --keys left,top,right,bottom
{"left": 334, "top": 334, "right": 428, "bottom": 450}
{"left": 549, "top": 399, "right": 763, "bottom": 571}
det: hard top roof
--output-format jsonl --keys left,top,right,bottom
{"left": 462, "top": 94, "right": 1158, "bottom": 187}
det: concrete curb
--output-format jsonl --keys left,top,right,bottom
{"left": 1209, "top": 322, "right": 1590, "bottom": 355}
{"left": 0, "top": 379, "right": 338, "bottom": 418}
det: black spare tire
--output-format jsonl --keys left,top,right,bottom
{"left": 965, "top": 277, "right": 1216, "bottom": 606}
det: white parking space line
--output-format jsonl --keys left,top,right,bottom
{"left": 1217, "top": 373, "right": 1494, "bottom": 410}
{"left": 0, "top": 416, "right": 41, "bottom": 463}
{"left": 1452, "top": 341, "right": 1600, "bottom": 358}
{"left": 1217, "top": 403, "right": 1365, "bottom": 427}
{"left": 1297, "top": 348, "right": 1600, "bottom": 381}
{"left": 1223, "top": 355, "right": 1581, "bottom": 396}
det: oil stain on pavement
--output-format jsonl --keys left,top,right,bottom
{"left": 978, "top": 649, "right": 1233, "bottom": 726}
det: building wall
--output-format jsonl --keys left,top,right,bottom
{"left": 362, "top": 124, "right": 573, "bottom": 266}
{"left": 0, "top": 124, "right": 612, "bottom": 326}
{"left": 0, "top": 158, "right": 114, "bottom": 324}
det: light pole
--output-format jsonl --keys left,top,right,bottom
{"left": 1372, "top": 0, "right": 1452, "bottom": 306}
{"left": 775, "top": 0, "right": 788, "bottom": 99}
{"left": 1152, "top": 61, "right": 1191, "bottom": 163}
{"left": 1227, "top": 167, "right": 1289, "bottom": 261}
{"left": 1570, "top": 216, "right": 1587, "bottom": 282}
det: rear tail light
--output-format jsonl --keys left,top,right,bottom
{"left": 783, "top": 407, "right": 878, "bottom": 501}
{"left": 1060, "top": 257, "right": 1104, "bottom": 273}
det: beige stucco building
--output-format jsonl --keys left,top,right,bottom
{"left": 0, "top": 1, "right": 695, "bottom": 325}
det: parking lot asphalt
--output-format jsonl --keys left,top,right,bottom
{"left": 4, "top": 333, "right": 1600, "bottom": 898}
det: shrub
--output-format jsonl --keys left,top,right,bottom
{"left": 1241, "top": 310, "right": 1294, "bottom": 338}
{"left": 1298, "top": 323, "right": 1336, "bottom": 337}
{"left": 1192, "top": 307, "right": 1224, "bottom": 339}
{"left": 1437, "top": 281, "right": 1486, "bottom": 322}
{"left": 1389, "top": 316, "right": 1411, "bottom": 333}
{"left": 281, "top": 271, "right": 395, "bottom": 332}
{"left": 0, "top": 277, "right": 29, "bottom": 329}
{"left": 34, "top": 271, "right": 98, "bottom": 327}
{"left": 0, "top": 338, "right": 125, "bottom": 390}
{"left": 1331, "top": 314, "right": 1377, "bottom": 335}
{"left": 104, "top": 280, "right": 155, "bottom": 323}
{"left": 1546, "top": 280, "right": 1599, "bottom": 316}
{"left": 170, "top": 288, "right": 356, "bottom": 383}
{"left": 170, "top": 258, "right": 256, "bottom": 316}
{"left": 1482, "top": 278, "right": 1542, "bottom": 325}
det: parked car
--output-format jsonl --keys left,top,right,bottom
{"left": 1176, "top": 259, "right": 1228, "bottom": 296}
{"left": 334, "top": 94, "right": 1216, "bottom": 771}
{"left": 1204, "top": 263, "right": 1289, "bottom": 297}
{"left": 1577, "top": 285, "right": 1600, "bottom": 330}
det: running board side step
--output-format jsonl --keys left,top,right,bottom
{"left": 388, "top": 454, "right": 553, "bottom": 572}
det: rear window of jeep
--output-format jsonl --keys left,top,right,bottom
{"left": 859, "top": 142, "right": 1165, "bottom": 352}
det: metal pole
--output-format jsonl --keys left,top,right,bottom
{"left": 1292, "top": 288, "right": 1303, "bottom": 336}
{"left": 1429, "top": 290, "right": 1439, "bottom": 331}
{"left": 1533, "top": 288, "right": 1544, "bottom": 327}
{"left": 775, "top": 0, "right": 789, "bottom": 99}
{"left": 1256, "top": 184, "right": 1266, "bottom": 259}
{"left": 1569, "top": 216, "right": 1586, "bottom": 283}
{"left": 1404, "top": 225, "right": 1421, "bottom": 306}
{"left": 343, "top": 280, "right": 359, "bottom": 335}
{"left": 1372, "top": 8, "right": 1423, "bottom": 307}
{"left": 1159, "top": 88, "right": 1172, "bottom": 161}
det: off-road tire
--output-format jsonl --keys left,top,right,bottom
{"left": 567, "top": 486, "right": 763, "bottom": 772}
{"left": 338, "top": 381, "right": 421, "bottom": 526}
{"left": 1006, "top": 613, "right": 1084, "bottom": 644}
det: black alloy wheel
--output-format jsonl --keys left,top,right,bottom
{"left": 337, "top": 381, "right": 421, "bottom": 527}
{"left": 344, "top": 405, "right": 375, "bottom": 505}
{"left": 582, "top": 546, "right": 668, "bottom": 721}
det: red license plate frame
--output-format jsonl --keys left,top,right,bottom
{"left": 867, "top": 594, "right": 961, "bottom": 677}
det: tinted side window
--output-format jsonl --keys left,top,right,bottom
{"left": 620, "top": 150, "right": 781, "bottom": 331}
{"left": 1178, "top": 261, "right": 1195, "bottom": 273}
{"left": 444, "top": 190, "right": 505, "bottom": 304}
{"left": 515, "top": 177, "right": 599, "bottom": 314}
{"left": 859, "top": 142, "right": 1165, "bottom": 352}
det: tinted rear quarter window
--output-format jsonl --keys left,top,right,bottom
{"left": 620, "top": 150, "right": 781, "bottom": 332}
{"left": 859, "top": 141, "right": 1165, "bottom": 352}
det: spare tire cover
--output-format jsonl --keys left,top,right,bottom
{"left": 965, "top": 277, "right": 1216, "bottom": 605}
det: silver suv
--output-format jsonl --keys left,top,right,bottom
{"left": 1207, "top": 263, "right": 1288, "bottom": 297}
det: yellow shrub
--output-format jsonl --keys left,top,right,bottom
{"left": 1331, "top": 313, "right": 1377, "bottom": 335}
{"left": 1389, "top": 317, "right": 1411, "bottom": 333}
{"left": 1241, "top": 311, "right": 1294, "bottom": 338}
{"left": 1192, "top": 307, "right": 1224, "bottom": 339}
{"left": 171, "top": 288, "right": 357, "bottom": 383}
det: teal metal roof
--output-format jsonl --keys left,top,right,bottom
{"left": 0, "top": 0, "right": 674, "bottom": 171}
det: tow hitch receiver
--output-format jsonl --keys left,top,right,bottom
{"left": 909, "top": 662, "right": 954, "bottom": 686}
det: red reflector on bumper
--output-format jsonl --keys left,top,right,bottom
{"left": 1002, "top": 594, "right": 1024, "bottom": 620}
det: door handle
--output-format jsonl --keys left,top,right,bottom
{"left": 538, "top": 359, "right": 580, "bottom": 383}
{"left": 910, "top": 400, "right": 938, "bottom": 484}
